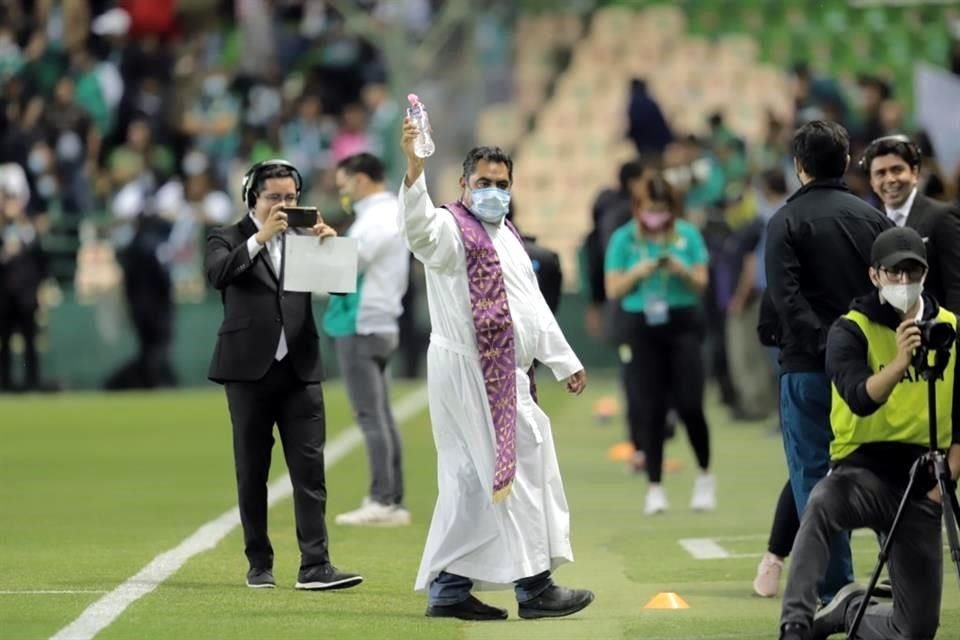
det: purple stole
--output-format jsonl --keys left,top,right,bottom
{"left": 443, "top": 201, "right": 536, "bottom": 501}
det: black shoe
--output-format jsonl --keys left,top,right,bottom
{"left": 518, "top": 585, "right": 594, "bottom": 619}
{"left": 295, "top": 564, "right": 363, "bottom": 591}
{"left": 246, "top": 567, "right": 275, "bottom": 589}
{"left": 874, "top": 578, "right": 893, "bottom": 599}
{"left": 426, "top": 594, "right": 508, "bottom": 621}
{"left": 780, "top": 622, "right": 809, "bottom": 640}
{"left": 812, "top": 583, "right": 867, "bottom": 640}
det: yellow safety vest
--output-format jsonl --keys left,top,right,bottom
{"left": 830, "top": 307, "right": 956, "bottom": 460}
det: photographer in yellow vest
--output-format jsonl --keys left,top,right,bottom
{"left": 779, "top": 226, "right": 960, "bottom": 640}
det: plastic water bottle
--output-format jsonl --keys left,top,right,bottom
{"left": 406, "top": 93, "right": 435, "bottom": 158}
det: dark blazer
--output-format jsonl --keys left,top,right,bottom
{"left": 206, "top": 215, "right": 323, "bottom": 384}
{"left": 906, "top": 194, "right": 960, "bottom": 313}
{"left": 522, "top": 235, "right": 563, "bottom": 313}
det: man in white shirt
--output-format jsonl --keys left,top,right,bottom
{"left": 398, "top": 119, "right": 593, "bottom": 621}
{"left": 325, "top": 153, "right": 412, "bottom": 527}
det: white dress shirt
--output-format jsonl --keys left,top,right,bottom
{"left": 348, "top": 191, "right": 410, "bottom": 334}
{"left": 884, "top": 187, "right": 918, "bottom": 228}
{"left": 245, "top": 213, "right": 288, "bottom": 361}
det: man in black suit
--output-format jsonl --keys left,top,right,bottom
{"left": 0, "top": 201, "right": 47, "bottom": 391}
{"left": 206, "top": 159, "right": 362, "bottom": 591}
{"left": 506, "top": 203, "right": 563, "bottom": 313}
{"left": 862, "top": 134, "right": 960, "bottom": 312}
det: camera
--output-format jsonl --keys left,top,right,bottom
{"left": 917, "top": 320, "right": 956, "bottom": 351}
{"left": 282, "top": 206, "right": 319, "bottom": 228}
{"left": 912, "top": 320, "right": 956, "bottom": 380}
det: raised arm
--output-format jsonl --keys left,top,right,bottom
{"left": 397, "top": 117, "right": 464, "bottom": 272}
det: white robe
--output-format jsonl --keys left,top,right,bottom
{"left": 399, "top": 173, "right": 583, "bottom": 592}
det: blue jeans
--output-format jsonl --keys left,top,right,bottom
{"left": 780, "top": 371, "right": 854, "bottom": 602}
{"left": 428, "top": 570, "right": 553, "bottom": 606}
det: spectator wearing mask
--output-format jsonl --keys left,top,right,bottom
{"left": 761, "top": 120, "right": 893, "bottom": 605}
{"left": 0, "top": 183, "right": 47, "bottom": 392}
{"left": 581, "top": 159, "right": 648, "bottom": 339}
{"left": 325, "top": 153, "right": 411, "bottom": 527}
{"left": 779, "top": 227, "right": 960, "bottom": 640}
{"left": 604, "top": 172, "right": 714, "bottom": 516}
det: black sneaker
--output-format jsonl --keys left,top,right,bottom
{"left": 780, "top": 622, "right": 809, "bottom": 640}
{"left": 518, "top": 585, "right": 594, "bottom": 619}
{"left": 811, "top": 583, "right": 867, "bottom": 640}
{"left": 295, "top": 564, "right": 363, "bottom": 591}
{"left": 874, "top": 578, "right": 893, "bottom": 599}
{"left": 246, "top": 567, "right": 275, "bottom": 589}
{"left": 425, "top": 594, "right": 508, "bottom": 621}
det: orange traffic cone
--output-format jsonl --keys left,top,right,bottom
{"left": 644, "top": 592, "right": 690, "bottom": 609}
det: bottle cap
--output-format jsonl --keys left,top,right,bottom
{"left": 407, "top": 93, "right": 420, "bottom": 105}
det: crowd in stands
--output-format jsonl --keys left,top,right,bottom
{"left": 0, "top": 0, "right": 439, "bottom": 390}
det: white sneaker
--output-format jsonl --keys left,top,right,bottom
{"left": 335, "top": 501, "right": 412, "bottom": 527}
{"left": 644, "top": 485, "right": 669, "bottom": 515}
{"left": 753, "top": 552, "right": 785, "bottom": 597}
{"left": 690, "top": 473, "right": 716, "bottom": 511}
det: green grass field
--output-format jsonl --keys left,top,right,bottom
{"left": 2, "top": 377, "right": 958, "bottom": 640}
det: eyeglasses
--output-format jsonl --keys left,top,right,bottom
{"left": 260, "top": 193, "right": 298, "bottom": 204}
{"left": 879, "top": 265, "right": 926, "bottom": 282}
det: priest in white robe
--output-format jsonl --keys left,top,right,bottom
{"left": 398, "top": 118, "right": 595, "bottom": 621}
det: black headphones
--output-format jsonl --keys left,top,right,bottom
{"left": 859, "top": 134, "right": 922, "bottom": 173}
{"left": 241, "top": 159, "right": 303, "bottom": 209}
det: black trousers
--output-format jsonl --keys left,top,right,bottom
{"left": 769, "top": 479, "right": 799, "bottom": 558}
{"left": 0, "top": 297, "right": 38, "bottom": 390}
{"left": 225, "top": 358, "right": 329, "bottom": 571}
{"left": 781, "top": 465, "right": 942, "bottom": 639}
{"left": 620, "top": 308, "right": 711, "bottom": 483}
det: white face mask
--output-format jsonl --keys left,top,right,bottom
{"left": 879, "top": 282, "right": 923, "bottom": 313}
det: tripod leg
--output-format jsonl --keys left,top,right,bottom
{"left": 846, "top": 460, "right": 923, "bottom": 640}
{"left": 933, "top": 459, "right": 960, "bottom": 586}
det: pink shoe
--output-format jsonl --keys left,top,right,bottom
{"left": 753, "top": 552, "right": 785, "bottom": 597}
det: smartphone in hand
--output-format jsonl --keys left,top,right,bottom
{"left": 282, "top": 207, "right": 319, "bottom": 228}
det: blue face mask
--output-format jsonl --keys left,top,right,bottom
{"left": 469, "top": 187, "right": 511, "bottom": 224}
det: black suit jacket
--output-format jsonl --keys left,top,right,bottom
{"left": 522, "top": 236, "right": 562, "bottom": 313}
{"left": 906, "top": 194, "right": 960, "bottom": 313}
{"left": 206, "top": 216, "right": 323, "bottom": 384}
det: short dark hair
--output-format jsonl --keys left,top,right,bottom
{"left": 860, "top": 135, "right": 921, "bottom": 173}
{"left": 618, "top": 159, "right": 647, "bottom": 192}
{"left": 337, "top": 152, "right": 385, "bottom": 182}
{"left": 462, "top": 146, "right": 513, "bottom": 182}
{"left": 254, "top": 164, "right": 298, "bottom": 194}
{"left": 760, "top": 168, "right": 787, "bottom": 195}
{"left": 791, "top": 120, "right": 850, "bottom": 179}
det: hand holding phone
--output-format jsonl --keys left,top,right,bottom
{"left": 282, "top": 206, "right": 319, "bottom": 228}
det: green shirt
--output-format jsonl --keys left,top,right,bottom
{"left": 604, "top": 219, "right": 708, "bottom": 313}
{"left": 322, "top": 274, "right": 364, "bottom": 338}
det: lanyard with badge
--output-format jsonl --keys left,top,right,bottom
{"left": 637, "top": 239, "right": 670, "bottom": 326}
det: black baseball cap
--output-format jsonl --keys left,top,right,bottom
{"left": 871, "top": 227, "right": 927, "bottom": 270}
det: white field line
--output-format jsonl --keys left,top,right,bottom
{"left": 50, "top": 385, "right": 429, "bottom": 640}
{"left": 0, "top": 591, "right": 108, "bottom": 595}
{"left": 678, "top": 538, "right": 732, "bottom": 560}
{"left": 680, "top": 528, "right": 950, "bottom": 561}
